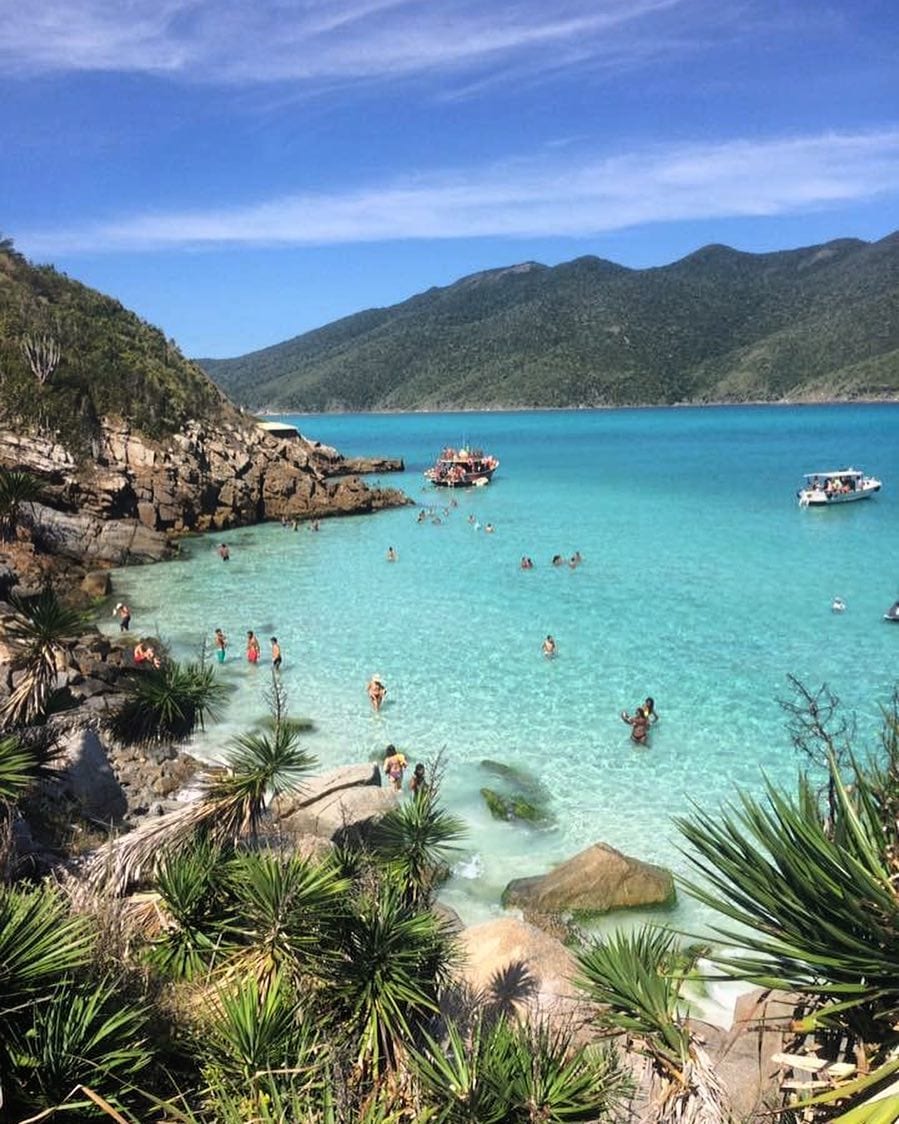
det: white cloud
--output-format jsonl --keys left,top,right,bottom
{"left": 21, "top": 129, "right": 899, "bottom": 255}
{"left": 0, "top": 0, "right": 702, "bottom": 85}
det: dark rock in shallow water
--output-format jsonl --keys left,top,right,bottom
{"left": 480, "top": 786, "right": 551, "bottom": 825}
{"left": 502, "top": 841, "right": 675, "bottom": 924}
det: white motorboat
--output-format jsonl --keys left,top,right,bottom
{"left": 797, "top": 468, "right": 881, "bottom": 507}
{"left": 885, "top": 601, "right": 899, "bottom": 623}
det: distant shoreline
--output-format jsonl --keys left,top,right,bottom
{"left": 254, "top": 397, "right": 899, "bottom": 418}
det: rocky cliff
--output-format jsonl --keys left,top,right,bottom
{"left": 0, "top": 417, "right": 408, "bottom": 566}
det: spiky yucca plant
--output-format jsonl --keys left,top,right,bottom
{"left": 88, "top": 719, "right": 318, "bottom": 892}
{"left": 105, "top": 658, "right": 227, "bottom": 748}
{"left": 318, "top": 879, "right": 456, "bottom": 1080}
{"left": 9, "top": 976, "right": 152, "bottom": 1117}
{"left": 0, "top": 468, "right": 43, "bottom": 540}
{"left": 575, "top": 927, "right": 726, "bottom": 1124}
{"left": 677, "top": 733, "right": 899, "bottom": 1121}
{"left": 371, "top": 785, "right": 467, "bottom": 906}
{"left": 145, "top": 838, "right": 232, "bottom": 980}
{"left": 411, "top": 1015, "right": 631, "bottom": 1123}
{"left": 0, "top": 587, "right": 87, "bottom": 725}
{"left": 223, "top": 850, "right": 350, "bottom": 992}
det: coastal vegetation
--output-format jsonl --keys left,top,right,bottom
{"left": 2, "top": 668, "right": 899, "bottom": 1119}
{"left": 198, "top": 232, "right": 899, "bottom": 411}
{"left": 0, "top": 237, "right": 225, "bottom": 454}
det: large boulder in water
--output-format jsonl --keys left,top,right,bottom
{"left": 502, "top": 842, "right": 675, "bottom": 924}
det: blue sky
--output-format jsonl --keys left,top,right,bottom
{"left": 4, "top": 0, "right": 899, "bottom": 358}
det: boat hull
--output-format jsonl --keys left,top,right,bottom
{"left": 799, "top": 484, "right": 880, "bottom": 506}
{"left": 427, "top": 466, "right": 497, "bottom": 488}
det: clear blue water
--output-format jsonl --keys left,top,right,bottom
{"left": 106, "top": 404, "right": 899, "bottom": 934}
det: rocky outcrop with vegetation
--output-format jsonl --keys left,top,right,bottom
{"left": 0, "top": 240, "right": 408, "bottom": 570}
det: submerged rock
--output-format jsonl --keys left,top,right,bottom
{"left": 478, "top": 759, "right": 554, "bottom": 825}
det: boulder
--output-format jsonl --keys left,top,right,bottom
{"left": 278, "top": 785, "right": 399, "bottom": 844}
{"left": 81, "top": 570, "right": 112, "bottom": 597}
{"left": 58, "top": 727, "right": 127, "bottom": 822}
{"left": 703, "top": 988, "right": 796, "bottom": 1121}
{"left": 455, "top": 917, "right": 589, "bottom": 1031}
{"left": 502, "top": 842, "right": 675, "bottom": 923}
{"left": 270, "top": 761, "right": 381, "bottom": 821}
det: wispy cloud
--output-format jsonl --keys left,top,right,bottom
{"left": 21, "top": 129, "right": 899, "bottom": 255}
{"left": 0, "top": 0, "right": 709, "bottom": 87}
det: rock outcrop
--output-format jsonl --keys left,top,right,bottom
{"left": 502, "top": 841, "right": 675, "bottom": 926}
{"left": 455, "top": 917, "right": 589, "bottom": 1031}
{"left": 0, "top": 417, "right": 409, "bottom": 565}
{"left": 271, "top": 761, "right": 398, "bottom": 844}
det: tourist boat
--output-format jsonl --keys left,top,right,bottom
{"left": 424, "top": 446, "right": 499, "bottom": 487}
{"left": 797, "top": 468, "right": 881, "bottom": 506}
{"left": 885, "top": 601, "right": 899, "bottom": 623}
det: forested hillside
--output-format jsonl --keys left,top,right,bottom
{"left": 0, "top": 237, "right": 227, "bottom": 455}
{"left": 199, "top": 234, "right": 899, "bottom": 411}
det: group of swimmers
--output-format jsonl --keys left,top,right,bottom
{"left": 212, "top": 628, "right": 282, "bottom": 668}
{"left": 621, "top": 697, "right": 659, "bottom": 745}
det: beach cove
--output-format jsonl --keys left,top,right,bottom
{"left": 105, "top": 403, "right": 899, "bottom": 933}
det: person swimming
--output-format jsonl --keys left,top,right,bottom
{"left": 542, "top": 635, "right": 557, "bottom": 658}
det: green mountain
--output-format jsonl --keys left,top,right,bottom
{"left": 0, "top": 237, "right": 227, "bottom": 455}
{"left": 198, "top": 234, "right": 899, "bottom": 411}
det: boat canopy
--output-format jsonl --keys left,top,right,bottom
{"left": 803, "top": 469, "right": 864, "bottom": 480}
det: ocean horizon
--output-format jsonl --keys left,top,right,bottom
{"left": 105, "top": 402, "right": 899, "bottom": 937}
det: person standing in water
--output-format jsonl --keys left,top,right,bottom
{"left": 246, "top": 631, "right": 261, "bottom": 664}
{"left": 383, "top": 745, "right": 407, "bottom": 791}
{"left": 621, "top": 708, "right": 650, "bottom": 744}
{"left": 270, "top": 637, "right": 282, "bottom": 670}
{"left": 367, "top": 674, "right": 387, "bottom": 712}
{"left": 386, "top": 546, "right": 397, "bottom": 562}
{"left": 115, "top": 602, "right": 132, "bottom": 632}
{"left": 214, "top": 628, "right": 227, "bottom": 663}
{"left": 409, "top": 762, "right": 427, "bottom": 797}
{"left": 218, "top": 543, "right": 230, "bottom": 561}
{"left": 542, "top": 635, "right": 557, "bottom": 658}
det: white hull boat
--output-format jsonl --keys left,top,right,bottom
{"left": 798, "top": 468, "right": 881, "bottom": 507}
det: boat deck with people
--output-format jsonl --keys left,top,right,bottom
{"left": 797, "top": 468, "right": 881, "bottom": 506}
{"left": 424, "top": 446, "right": 499, "bottom": 487}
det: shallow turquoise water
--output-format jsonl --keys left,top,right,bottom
{"left": 106, "top": 405, "right": 899, "bottom": 933}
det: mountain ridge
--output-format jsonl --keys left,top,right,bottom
{"left": 197, "top": 233, "right": 899, "bottom": 412}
